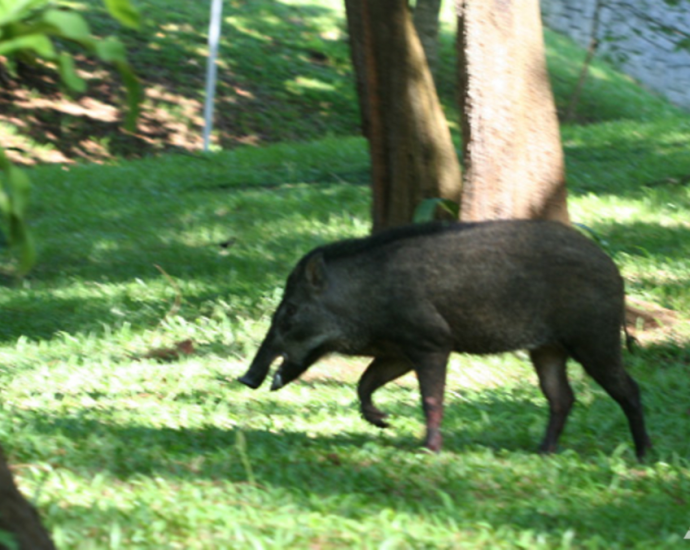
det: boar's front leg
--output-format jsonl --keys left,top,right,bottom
{"left": 410, "top": 350, "right": 450, "bottom": 452}
{"left": 530, "top": 345, "right": 574, "bottom": 454}
{"left": 357, "top": 357, "right": 413, "bottom": 428}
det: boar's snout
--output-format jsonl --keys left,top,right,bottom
{"left": 238, "top": 371, "right": 265, "bottom": 389}
{"left": 238, "top": 333, "right": 282, "bottom": 389}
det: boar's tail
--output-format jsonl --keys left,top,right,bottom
{"left": 623, "top": 323, "right": 637, "bottom": 353}
{"left": 622, "top": 300, "right": 638, "bottom": 353}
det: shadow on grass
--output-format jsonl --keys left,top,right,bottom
{"left": 6, "top": 379, "right": 668, "bottom": 477}
{"left": 4, "top": 221, "right": 686, "bottom": 345}
{"left": 2, "top": 208, "right": 687, "bottom": 347}
{"left": 0, "top": 235, "right": 310, "bottom": 342}
{"left": 1, "top": 181, "right": 362, "bottom": 341}
{"left": 564, "top": 140, "right": 690, "bottom": 199}
{"left": 5, "top": 384, "right": 688, "bottom": 544}
{"left": 597, "top": 221, "right": 690, "bottom": 260}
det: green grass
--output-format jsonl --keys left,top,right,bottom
{"left": 1, "top": 1, "right": 690, "bottom": 548}
{"left": 1, "top": 133, "right": 689, "bottom": 547}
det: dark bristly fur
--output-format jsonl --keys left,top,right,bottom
{"left": 240, "top": 220, "right": 651, "bottom": 459}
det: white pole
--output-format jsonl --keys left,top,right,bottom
{"left": 203, "top": 0, "right": 223, "bottom": 152}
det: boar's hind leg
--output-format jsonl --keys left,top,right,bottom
{"left": 410, "top": 350, "right": 450, "bottom": 453}
{"left": 574, "top": 347, "right": 651, "bottom": 460}
{"left": 530, "top": 345, "right": 574, "bottom": 454}
{"left": 358, "top": 357, "right": 413, "bottom": 428}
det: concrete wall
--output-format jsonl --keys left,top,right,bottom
{"left": 541, "top": 0, "right": 690, "bottom": 110}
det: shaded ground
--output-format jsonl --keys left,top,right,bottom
{"left": 0, "top": 59, "right": 200, "bottom": 164}
{"left": 0, "top": 0, "right": 359, "bottom": 165}
{"left": 1, "top": 2, "right": 681, "bottom": 167}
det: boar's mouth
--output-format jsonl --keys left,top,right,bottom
{"left": 270, "top": 347, "right": 327, "bottom": 391}
{"left": 270, "top": 357, "right": 307, "bottom": 391}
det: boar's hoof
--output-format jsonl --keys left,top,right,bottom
{"left": 361, "top": 405, "right": 389, "bottom": 429}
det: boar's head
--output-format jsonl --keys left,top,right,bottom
{"left": 238, "top": 252, "right": 344, "bottom": 391}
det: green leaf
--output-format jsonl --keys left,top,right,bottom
{"left": 94, "top": 37, "right": 141, "bottom": 129}
{"left": 0, "top": 0, "right": 49, "bottom": 27}
{"left": 103, "top": 0, "right": 141, "bottom": 29}
{"left": 58, "top": 52, "right": 86, "bottom": 92}
{"left": 42, "top": 8, "right": 92, "bottom": 41}
{"left": 0, "top": 33, "right": 55, "bottom": 57}
{"left": 9, "top": 212, "right": 36, "bottom": 276}
{"left": 95, "top": 36, "right": 127, "bottom": 62}
{"left": 92, "top": 38, "right": 141, "bottom": 129}
{"left": 114, "top": 61, "right": 142, "bottom": 131}
{"left": 7, "top": 165, "right": 31, "bottom": 218}
{"left": 0, "top": 145, "right": 10, "bottom": 170}
{"left": 0, "top": 185, "right": 9, "bottom": 221}
{"left": 413, "top": 198, "right": 460, "bottom": 223}
{"left": 0, "top": 151, "right": 36, "bottom": 275}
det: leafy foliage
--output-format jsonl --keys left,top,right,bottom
{"left": 412, "top": 197, "right": 460, "bottom": 223}
{"left": 0, "top": 0, "right": 141, "bottom": 126}
{"left": 0, "top": 0, "right": 141, "bottom": 275}
{"left": 0, "top": 147, "right": 34, "bottom": 275}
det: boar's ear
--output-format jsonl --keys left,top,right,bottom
{"left": 304, "top": 252, "right": 327, "bottom": 292}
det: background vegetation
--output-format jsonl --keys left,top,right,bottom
{"left": 0, "top": 0, "right": 689, "bottom": 548}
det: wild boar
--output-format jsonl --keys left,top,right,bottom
{"left": 238, "top": 220, "right": 651, "bottom": 459}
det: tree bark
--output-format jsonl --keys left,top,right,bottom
{"left": 457, "top": 0, "right": 569, "bottom": 223}
{"left": 344, "top": 0, "right": 372, "bottom": 140}
{"left": 0, "top": 446, "right": 55, "bottom": 550}
{"left": 412, "top": 0, "right": 443, "bottom": 76}
{"left": 344, "top": 0, "right": 462, "bottom": 231}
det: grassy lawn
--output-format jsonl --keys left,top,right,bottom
{"left": 1, "top": 1, "right": 690, "bottom": 549}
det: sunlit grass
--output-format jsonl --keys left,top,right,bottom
{"left": 1, "top": 2, "right": 689, "bottom": 548}
{"left": 1, "top": 128, "right": 689, "bottom": 547}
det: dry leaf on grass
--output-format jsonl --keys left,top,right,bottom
{"left": 137, "top": 339, "right": 196, "bottom": 362}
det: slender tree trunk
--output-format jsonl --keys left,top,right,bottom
{"left": 457, "top": 0, "right": 569, "bottom": 223}
{"left": 0, "top": 446, "right": 55, "bottom": 550}
{"left": 345, "top": 0, "right": 462, "bottom": 231}
{"left": 565, "top": 0, "right": 604, "bottom": 122}
{"left": 412, "top": 0, "right": 443, "bottom": 76}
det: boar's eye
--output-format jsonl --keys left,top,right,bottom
{"left": 284, "top": 303, "right": 297, "bottom": 318}
{"left": 278, "top": 303, "right": 298, "bottom": 332}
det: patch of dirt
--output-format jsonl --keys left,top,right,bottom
{"left": 626, "top": 297, "right": 686, "bottom": 345}
{"left": 0, "top": 57, "right": 257, "bottom": 165}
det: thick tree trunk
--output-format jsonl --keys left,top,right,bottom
{"left": 0, "top": 446, "right": 55, "bottom": 550}
{"left": 412, "top": 0, "right": 443, "bottom": 76}
{"left": 345, "top": 0, "right": 462, "bottom": 231}
{"left": 345, "top": 0, "right": 372, "bottom": 140}
{"left": 457, "top": 0, "right": 569, "bottom": 223}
